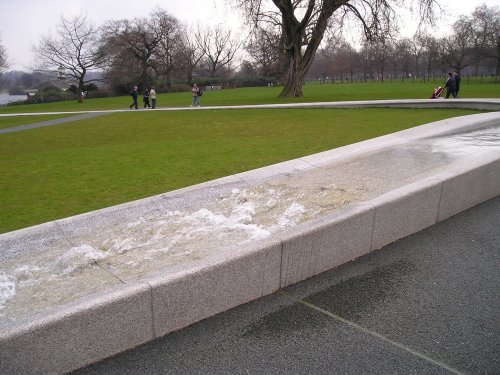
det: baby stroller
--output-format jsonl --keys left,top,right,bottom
{"left": 430, "top": 86, "right": 444, "bottom": 99}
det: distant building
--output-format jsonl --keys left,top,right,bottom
{"left": 25, "top": 89, "right": 38, "bottom": 102}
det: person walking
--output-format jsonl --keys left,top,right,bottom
{"left": 453, "top": 71, "right": 461, "bottom": 98}
{"left": 129, "top": 85, "right": 138, "bottom": 109}
{"left": 191, "top": 83, "right": 201, "bottom": 107}
{"left": 150, "top": 86, "right": 157, "bottom": 109}
{"left": 143, "top": 88, "right": 151, "bottom": 109}
{"left": 445, "top": 72, "right": 456, "bottom": 99}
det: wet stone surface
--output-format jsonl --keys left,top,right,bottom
{"left": 71, "top": 196, "right": 500, "bottom": 375}
{"left": 1, "top": 125, "right": 499, "bottom": 328}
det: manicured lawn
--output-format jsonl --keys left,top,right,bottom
{"left": 0, "top": 107, "right": 482, "bottom": 233}
{"left": 0, "top": 79, "right": 498, "bottom": 114}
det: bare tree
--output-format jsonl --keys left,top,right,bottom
{"left": 176, "top": 26, "right": 205, "bottom": 83}
{"left": 393, "top": 38, "right": 414, "bottom": 80}
{"left": 233, "top": 0, "right": 438, "bottom": 97}
{"left": 238, "top": 60, "right": 259, "bottom": 77}
{"left": 195, "top": 24, "right": 243, "bottom": 78}
{"left": 309, "top": 39, "right": 360, "bottom": 82}
{"left": 308, "top": 46, "right": 334, "bottom": 81}
{"left": 151, "top": 10, "right": 184, "bottom": 88}
{"left": 245, "top": 27, "right": 282, "bottom": 78}
{"left": 0, "top": 36, "right": 8, "bottom": 72}
{"left": 419, "top": 34, "right": 441, "bottom": 78}
{"left": 101, "top": 9, "right": 170, "bottom": 90}
{"left": 359, "top": 41, "right": 376, "bottom": 80}
{"left": 374, "top": 36, "right": 394, "bottom": 81}
{"left": 408, "top": 34, "right": 427, "bottom": 78}
{"left": 468, "top": 4, "right": 500, "bottom": 76}
{"left": 440, "top": 16, "right": 475, "bottom": 74}
{"left": 33, "top": 12, "right": 106, "bottom": 102}
{"left": 332, "top": 42, "right": 360, "bottom": 82}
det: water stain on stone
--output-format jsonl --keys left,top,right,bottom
{"left": 240, "top": 303, "right": 327, "bottom": 341}
{"left": 242, "top": 261, "right": 416, "bottom": 341}
{"left": 304, "top": 260, "right": 417, "bottom": 321}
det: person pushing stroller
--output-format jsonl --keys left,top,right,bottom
{"left": 444, "top": 72, "right": 457, "bottom": 99}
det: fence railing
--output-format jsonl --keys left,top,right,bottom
{"left": 306, "top": 75, "right": 499, "bottom": 85}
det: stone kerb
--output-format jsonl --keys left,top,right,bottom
{"left": 437, "top": 153, "right": 500, "bottom": 221}
{"left": 147, "top": 236, "right": 282, "bottom": 338}
{"left": 279, "top": 204, "right": 374, "bottom": 288}
{"left": 275, "top": 151, "right": 500, "bottom": 288}
{"left": 202, "top": 99, "right": 500, "bottom": 112}
{"left": 0, "top": 283, "right": 153, "bottom": 375}
{"left": 0, "top": 221, "right": 68, "bottom": 262}
{"left": 369, "top": 179, "right": 443, "bottom": 251}
{"left": 0, "top": 235, "right": 284, "bottom": 375}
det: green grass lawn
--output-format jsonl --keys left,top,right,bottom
{"left": 0, "top": 107, "right": 483, "bottom": 233}
{"left": 0, "top": 114, "right": 76, "bottom": 130}
{"left": 1, "top": 79, "right": 498, "bottom": 114}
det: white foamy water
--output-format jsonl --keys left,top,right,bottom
{"left": 181, "top": 202, "right": 271, "bottom": 240}
{"left": 0, "top": 188, "right": 309, "bottom": 312}
{"left": 278, "top": 202, "right": 306, "bottom": 227}
{"left": 57, "top": 244, "right": 108, "bottom": 274}
{"left": 0, "top": 273, "right": 16, "bottom": 311}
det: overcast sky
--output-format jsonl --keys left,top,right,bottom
{"left": 1, "top": 0, "right": 499, "bottom": 72}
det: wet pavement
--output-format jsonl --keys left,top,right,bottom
{"left": 71, "top": 195, "right": 500, "bottom": 375}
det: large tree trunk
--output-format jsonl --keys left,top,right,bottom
{"left": 78, "top": 76, "right": 85, "bottom": 103}
{"left": 279, "top": 38, "right": 305, "bottom": 97}
{"left": 274, "top": 0, "right": 341, "bottom": 98}
{"left": 496, "top": 35, "right": 500, "bottom": 79}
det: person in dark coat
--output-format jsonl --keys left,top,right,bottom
{"left": 143, "top": 88, "right": 151, "bottom": 108}
{"left": 445, "top": 73, "right": 456, "bottom": 99}
{"left": 129, "top": 85, "right": 138, "bottom": 109}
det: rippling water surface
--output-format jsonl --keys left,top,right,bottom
{"left": 1, "top": 124, "right": 499, "bottom": 324}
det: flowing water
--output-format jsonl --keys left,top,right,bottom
{"left": 1, "top": 125, "right": 499, "bottom": 326}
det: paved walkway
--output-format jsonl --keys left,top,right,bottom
{"left": 2, "top": 98, "right": 500, "bottom": 134}
{"left": 71, "top": 196, "right": 500, "bottom": 375}
{"left": 0, "top": 112, "right": 108, "bottom": 134}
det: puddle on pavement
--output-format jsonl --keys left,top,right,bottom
{"left": 1, "top": 125, "right": 499, "bottom": 326}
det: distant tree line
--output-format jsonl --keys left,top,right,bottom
{"left": 306, "top": 4, "right": 500, "bottom": 83}
{"left": 233, "top": 1, "right": 499, "bottom": 97}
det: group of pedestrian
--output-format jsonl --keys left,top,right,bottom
{"left": 129, "top": 83, "right": 202, "bottom": 109}
{"left": 142, "top": 87, "right": 157, "bottom": 109}
{"left": 129, "top": 86, "right": 157, "bottom": 109}
{"left": 445, "top": 71, "right": 461, "bottom": 99}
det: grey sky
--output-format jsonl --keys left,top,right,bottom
{"left": 1, "top": 0, "right": 499, "bottom": 71}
